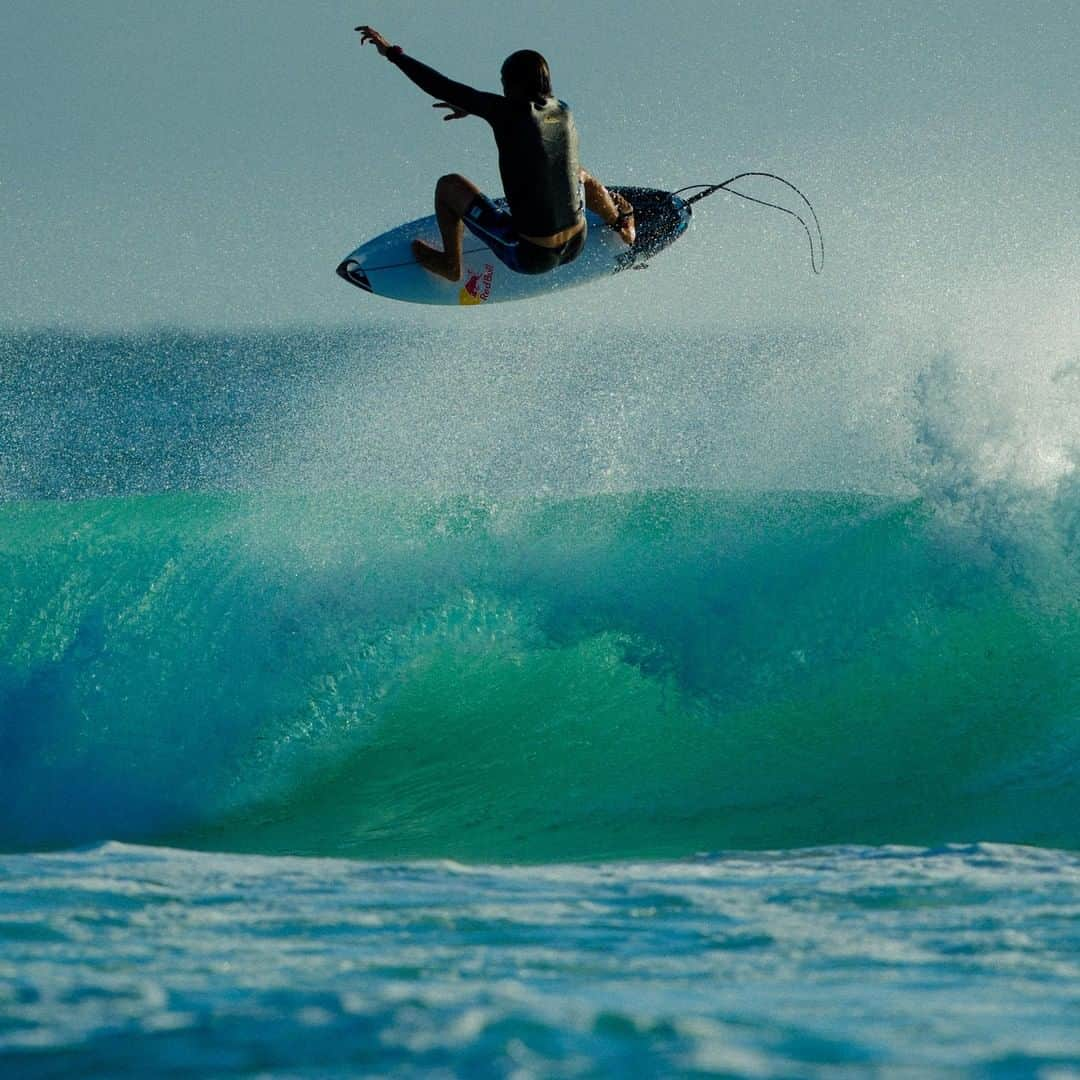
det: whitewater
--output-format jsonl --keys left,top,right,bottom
{"left": 1, "top": 318, "right": 1078, "bottom": 1074}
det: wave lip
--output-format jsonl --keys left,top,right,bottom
{"left": 1, "top": 487, "right": 1078, "bottom": 859}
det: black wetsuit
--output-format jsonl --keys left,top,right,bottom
{"left": 389, "top": 51, "right": 586, "bottom": 273}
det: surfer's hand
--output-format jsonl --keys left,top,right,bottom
{"left": 356, "top": 25, "right": 392, "bottom": 56}
{"left": 611, "top": 193, "right": 636, "bottom": 245}
{"left": 433, "top": 102, "right": 469, "bottom": 121}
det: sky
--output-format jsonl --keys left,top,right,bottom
{"left": 1, "top": 0, "right": 1077, "bottom": 330}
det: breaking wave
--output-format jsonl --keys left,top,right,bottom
{"left": 2, "top": 485, "right": 1077, "bottom": 859}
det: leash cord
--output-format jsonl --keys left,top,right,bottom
{"left": 674, "top": 172, "right": 824, "bottom": 274}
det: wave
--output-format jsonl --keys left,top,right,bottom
{"left": 1, "top": 487, "right": 1077, "bottom": 859}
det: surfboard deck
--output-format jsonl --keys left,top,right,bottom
{"left": 337, "top": 186, "right": 692, "bottom": 306}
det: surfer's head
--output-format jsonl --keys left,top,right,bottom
{"left": 500, "top": 50, "right": 551, "bottom": 103}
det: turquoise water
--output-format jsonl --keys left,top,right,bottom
{"left": 1, "top": 329, "right": 1078, "bottom": 1074}
{"left": 2, "top": 487, "right": 1078, "bottom": 861}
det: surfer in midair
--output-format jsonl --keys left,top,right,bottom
{"left": 357, "top": 26, "right": 636, "bottom": 282}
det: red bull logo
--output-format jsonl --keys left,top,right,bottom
{"left": 459, "top": 263, "right": 494, "bottom": 305}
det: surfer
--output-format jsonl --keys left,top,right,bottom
{"left": 356, "top": 26, "right": 636, "bottom": 282}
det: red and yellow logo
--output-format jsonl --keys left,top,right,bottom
{"left": 459, "top": 263, "right": 494, "bottom": 305}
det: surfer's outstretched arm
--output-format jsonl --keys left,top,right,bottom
{"left": 580, "top": 169, "right": 636, "bottom": 245}
{"left": 357, "top": 26, "right": 501, "bottom": 120}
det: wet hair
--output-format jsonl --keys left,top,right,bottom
{"left": 500, "top": 50, "right": 552, "bottom": 103}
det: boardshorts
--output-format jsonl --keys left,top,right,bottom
{"left": 463, "top": 193, "right": 586, "bottom": 276}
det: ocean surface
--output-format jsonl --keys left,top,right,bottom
{"left": 1, "top": 326, "right": 1078, "bottom": 1076}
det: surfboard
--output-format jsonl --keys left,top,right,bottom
{"left": 336, "top": 186, "right": 693, "bottom": 307}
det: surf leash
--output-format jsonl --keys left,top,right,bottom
{"left": 674, "top": 173, "right": 824, "bottom": 274}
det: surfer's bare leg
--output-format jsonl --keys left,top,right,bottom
{"left": 412, "top": 173, "right": 480, "bottom": 281}
{"left": 580, "top": 168, "right": 636, "bottom": 245}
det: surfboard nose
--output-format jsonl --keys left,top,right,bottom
{"left": 336, "top": 259, "right": 373, "bottom": 293}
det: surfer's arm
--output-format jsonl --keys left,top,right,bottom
{"left": 388, "top": 53, "right": 501, "bottom": 120}
{"left": 357, "top": 26, "right": 500, "bottom": 118}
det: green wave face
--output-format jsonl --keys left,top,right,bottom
{"left": 1, "top": 489, "right": 1077, "bottom": 860}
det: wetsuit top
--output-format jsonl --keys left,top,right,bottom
{"left": 389, "top": 52, "right": 583, "bottom": 237}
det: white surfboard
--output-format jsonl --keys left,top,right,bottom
{"left": 336, "top": 186, "right": 693, "bottom": 307}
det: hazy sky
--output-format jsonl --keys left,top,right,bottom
{"left": 2, "top": 1, "right": 1077, "bottom": 329}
